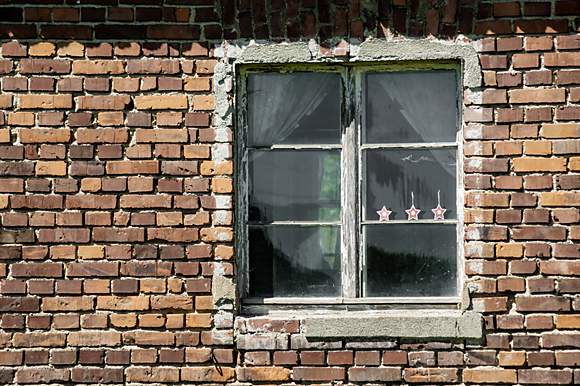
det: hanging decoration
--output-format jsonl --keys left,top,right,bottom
{"left": 405, "top": 192, "right": 421, "bottom": 220}
{"left": 377, "top": 206, "right": 392, "bottom": 221}
{"left": 431, "top": 190, "right": 447, "bottom": 220}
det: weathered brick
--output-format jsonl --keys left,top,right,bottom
{"left": 134, "top": 95, "right": 188, "bottom": 110}
{"left": 78, "top": 95, "right": 131, "bottom": 110}
{"left": 126, "top": 59, "right": 180, "bottom": 74}
{"left": 68, "top": 331, "right": 121, "bottom": 347}
{"left": 14, "top": 332, "right": 66, "bottom": 347}
{"left": 97, "top": 296, "right": 149, "bottom": 311}
{"left": 20, "top": 94, "right": 73, "bottom": 109}
{"left": 72, "top": 60, "right": 124, "bottom": 74}
{"left": 43, "top": 297, "right": 94, "bottom": 311}
{"left": 93, "top": 228, "right": 145, "bottom": 242}
{"left": 19, "top": 59, "right": 71, "bottom": 74}
{"left": 106, "top": 160, "right": 158, "bottom": 174}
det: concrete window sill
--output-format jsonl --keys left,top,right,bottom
{"left": 302, "top": 310, "right": 483, "bottom": 339}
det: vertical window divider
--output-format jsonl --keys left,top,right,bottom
{"left": 236, "top": 67, "right": 250, "bottom": 299}
{"left": 341, "top": 67, "right": 358, "bottom": 299}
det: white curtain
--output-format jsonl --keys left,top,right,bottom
{"left": 248, "top": 73, "right": 337, "bottom": 275}
{"left": 374, "top": 71, "right": 457, "bottom": 176}
{"left": 248, "top": 73, "right": 332, "bottom": 146}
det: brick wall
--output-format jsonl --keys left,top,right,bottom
{"left": 0, "top": 0, "right": 580, "bottom": 385}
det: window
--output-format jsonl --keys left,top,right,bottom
{"left": 237, "top": 63, "right": 463, "bottom": 309}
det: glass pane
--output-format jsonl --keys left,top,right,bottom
{"left": 365, "top": 224, "right": 457, "bottom": 297}
{"left": 248, "top": 73, "right": 341, "bottom": 146}
{"left": 249, "top": 226, "right": 341, "bottom": 297}
{"left": 364, "top": 148, "right": 456, "bottom": 221}
{"left": 249, "top": 150, "right": 341, "bottom": 222}
{"left": 364, "top": 70, "right": 458, "bottom": 144}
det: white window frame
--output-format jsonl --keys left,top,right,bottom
{"left": 236, "top": 61, "right": 465, "bottom": 312}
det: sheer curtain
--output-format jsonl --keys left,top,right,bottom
{"left": 248, "top": 73, "right": 332, "bottom": 146}
{"left": 248, "top": 73, "right": 338, "bottom": 274}
{"left": 373, "top": 71, "right": 457, "bottom": 176}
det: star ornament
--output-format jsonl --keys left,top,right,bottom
{"left": 377, "top": 206, "right": 392, "bottom": 221}
{"left": 405, "top": 205, "right": 421, "bottom": 220}
{"left": 432, "top": 204, "right": 447, "bottom": 220}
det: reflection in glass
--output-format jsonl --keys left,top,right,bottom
{"left": 364, "top": 70, "right": 458, "bottom": 144}
{"left": 249, "top": 226, "right": 341, "bottom": 297}
{"left": 364, "top": 149, "right": 456, "bottom": 220}
{"left": 365, "top": 224, "right": 457, "bottom": 297}
{"left": 248, "top": 73, "right": 341, "bottom": 146}
{"left": 249, "top": 150, "right": 341, "bottom": 222}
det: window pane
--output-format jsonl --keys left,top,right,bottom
{"left": 365, "top": 224, "right": 457, "bottom": 297}
{"left": 249, "top": 226, "right": 341, "bottom": 297}
{"left": 249, "top": 150, "right": 341, "bottom": 222}
{"left": 248, "top": 73, "right": 341, "bottom": 146}
{"left": 364, "top": 149, "right": 456, "bottom": 221}
{"left": 364, "top": 70, "right": 458, "bottom": 144}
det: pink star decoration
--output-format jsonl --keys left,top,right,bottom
{"left": 432, "top": 204, "right": 447, "bottom": 219}
{"left": 377, "top": 206, "right": 392, "bottom": 221}
{"left": 405, "top": 191, "right": 421, "bottom": 220}
{"left": 405, "top": 205, "right": 420, "bottom": 220}
{"left": 431, "top": 190, "right": 446, "bottom": 219}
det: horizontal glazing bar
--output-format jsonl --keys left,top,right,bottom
{"left": 248, "top": 221, "right": 342, "bottom": 226}
{"left": 243, "top": 297, "right": 462, "bottom": 305}
{"left": 362, "top": 220, "right": 457, "bottom": 225}
{"left": 361, "top": 142, "right": 457, "bottom": 149}
{"left": 343, "top": 297, "right": 461, "bottom": 304}
{"left": 248, "top": 144, "right": 342, "bottom": 150}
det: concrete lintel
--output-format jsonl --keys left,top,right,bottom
{"left": 239, "top": 42, "right": 312, "bottom": 63}
{"left": 355, "top": 39, "right": 481, "bottom": 88}
{"left": 303, "top": 311, "right": 483, "bottom": 339}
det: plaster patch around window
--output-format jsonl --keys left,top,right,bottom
{"left": 225, "top": 38, "right": 482, "bottom": 88}
{"left": 220, "top": 38, "right": 484, "bottom": 339}
{"left": 303, "top": 310, "right": 483, "bottom": 339}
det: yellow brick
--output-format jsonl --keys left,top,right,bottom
{"left": 0, "top": 129, "right": 10, "bottom": 143}
{"left": 512, "top": 158, "right": 566, "bottom": 172}
{"left": 81, "top": 178, "right": 101, "bottom": 192}
{"left": 212, "top": 177, "right": 233, "bottom": 193}
{"left": 134, "top": 95, "right": 188, "bottom": 110}
{"left": 156, "top": 212, "right": 183, "bottom": 227}
{"left": 36, "top": 161, "right": 67, "bottom": 176}
{"left": 542, "top": 124, "right": 580, "bottom": 138}
{"left": 540, "top": 192, "right": 580, "bottom": 206}
{"left": 110, "top": 313, "right": 137, "bottom": 328}
{"left": 186, "top": 313, "right": 212, "bottom": 328}
{"left": 465, "top": 209, "right": 494, "bottom": 224}
{"left": 8, "top": 112, "right": 34, "bottom": 126}
{"left": 195, "top": 296, "right": 213, "bottom": 311}
{"left": 495, "top": 243, "right": 523, "bottom": 258}
{"left": 98, "top": 112, "right": 124, "bottom": 127}
{"left": 140, "top": 279, "right": 165, "bottom": 294}
{"left": 0, "top": 195, "right": 8, "bottom": 210}
{"left": 78, "top": 245, "right": 105, "bottom": 260}
{"left": 29, "top": 42, "right": 56, "bottom": 57}
{"left": 184, "top": 77, "right": 211, "bottom": 92}
{"left": 498, "top": 351, "right": 526, "bottom": 366}
{"left": 20, "top": 94, "right": 73, "bottom": 109}
{"left": 72, "top": 60, "right": 125, "bottom": 75}
{"left": 0, "top": 94, "right": 13, "bottom": 109}
{"left": 200, "top": 161, "right": 233, "bottom": 176}
{"left": 58, "top": 42, "right": 85, "bottom": 57}
{"left": 524, "top": 141, "right": 551, "bottom": 156}
{"left": 184, "top": 144, "right": 211, "bottom": 159}
{"left": 193, "top": 95, "right": 214, "bottom": 111}
{"left": 556, "top": 315, "right": 580, "bottom": 329}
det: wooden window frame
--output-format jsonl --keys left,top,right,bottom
{"left": 236, "top": 61, "right": 465, "bottom": 313}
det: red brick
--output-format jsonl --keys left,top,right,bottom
{"left": 292, "top": 367, "right": 345, "bottom": 381}
{"left": 20, "top": 59, "right": 71, "bottom": 74}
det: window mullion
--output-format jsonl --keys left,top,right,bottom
{"left": 341, "top": 68, "right": 358, "bottom": 299}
